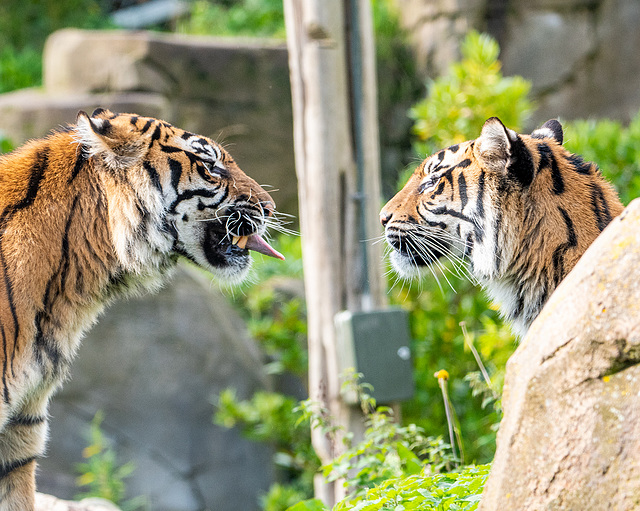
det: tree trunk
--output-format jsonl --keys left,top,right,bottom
{"left": 283, "top": 0, "right": 385, "bottom": 505}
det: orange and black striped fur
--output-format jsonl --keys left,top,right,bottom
{"left": 381, "top": 117, "right": 624, "bottom": 337}
{"left": 0, "top": 108, "right": 284, "bottom": 509}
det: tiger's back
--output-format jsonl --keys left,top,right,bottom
{"left": 381, "top": 118, "right": 624, "bottom": 337}
{"left": 0, "top": 109, "right": 284, "bottom": 509}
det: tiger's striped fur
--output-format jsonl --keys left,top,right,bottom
{"left": 0, "top": 108, "right": 283, "bottom": 509}
{"left": 381, "top": 117, "right": 624, "bottom": 338}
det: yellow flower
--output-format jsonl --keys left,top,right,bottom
{"left": 434, "top": 369, "right": 449, "bottom": 380}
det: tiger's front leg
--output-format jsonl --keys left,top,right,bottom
{"left": 0, "top": 396, "right": 51, "bottom": 511}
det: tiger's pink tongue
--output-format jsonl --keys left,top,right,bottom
{"left": 245, "top": 234, "right": 285, "bottom": 260}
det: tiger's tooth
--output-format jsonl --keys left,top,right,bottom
{"left": 232, "top": 236, "right": 240, "bottom": 245}
{"left": 237, "top": 236, "right": 248, "bottom": 249}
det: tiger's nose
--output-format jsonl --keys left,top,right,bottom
{"left": 380, "top": 210, "right": 392, "bottom": 226}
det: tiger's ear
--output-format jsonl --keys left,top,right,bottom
{"left": 475, "top": 117, "right": 535, "bottom": 187}
{"left": 475, "top": 117, "right": 517, "bottom": 172}
{"left": 76, "top": 110, "right": 145, "bottom": 169}
{"left": 531, "top": 119, "right": 563, "bottom": 145}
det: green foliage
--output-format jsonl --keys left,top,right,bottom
{"left": 563, "top": 111, "right": 640, "bottom": 205}
{"left": 179, "top": 0, "right": 286, "bottom": 38}
{"left": 391, "top": 279, "right": 514, "bottom": 464}
{"left": 262, "top": 483, "right": 313, "bottom": 511}
{"left": 306, "top": 373, "right": 458, "bottom": 497}
{"left": 215, "top": 388, "right": 319, "bottom": 507}
{"left": 409, "top": 31, "right": 534, "bottom": 157}
{"left": 0, "top": 134, "right": 14, "bottom": 155}
{"left": 75, "top": 411, "right": 146, "bottom": 511}
{"left": 0, "top": 0, "right": 111, "bottom": 93}
{"left": 372, "top": 0, "right": 424, "bottom": 198}
{"left": 288, "top": 378, "right": 489, "bottom": 511}
{"left": 332, "top": 463, "right": 490, "bottom": 511}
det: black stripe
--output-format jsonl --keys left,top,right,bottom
{"left": 1, "top": 327, "right": 8, "bottom": 403}
{"left": 567, "top": 154, "right": 592, "bottom": 175}
{"left": 150, "top": 125, "right": 162, "bottom": 145}
{"left": 160, "top": 145, "right": 183, "bottom": 154}
{"left": 140, "top": 119, "right": 154, "bottom": 134}
{"left": 458, "top": 172, "right": 468, "bottom": 210}
{"left": 449, "top": 144, "right": 459, "bottom": 153}
{"left": 559, "top": 207, "right": 577, "bottom": 247}
{"left": 14, "top": 148, "right": 48, "bottom": 211}
{"left": 0, "top": 457, "right": 36, "bottom": 479}
{"left": 430, "top": 206, "right": 475, "bottom": 224}
{"left": 551, "top": 207, "right": 578, "bottom": 285}
{"left": 143, "top": 161, "right": 163, "bottom": 193}
{"left": 7, "top": 414, "right": 46, "bottom": 427}
{"left": 590, "top": 183, "right": 613, "bottom": 232}
{"left": 494, "top": 209, "right": 503, "bottom": 273}
{"left": 169, "top": 187, "right": 226, "bottom": 213}
{"left": 508, "top": 137, "right": 535, "bottom": 187}
{"left": 475, "top": 171, "right": 485, "bottom": 242}
{"left": 68, "top": 150, "right": 88, "bottom": 183}
{"left": 169, "top": 158, "right": 183, "bottom": 191}
{"left": 538, "top": 143, "right": 564, "bottom": 194}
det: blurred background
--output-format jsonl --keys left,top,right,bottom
{"left": 1, "top": 0, "right": 639, "bottom": 510}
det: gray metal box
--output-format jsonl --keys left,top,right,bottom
{"left": 335, "top": 308, "right": 414, "bottom": 404}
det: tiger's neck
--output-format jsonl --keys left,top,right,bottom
{"left": 0, "top": 133, "right": 175, "bottom": 383}
{"left": 471, "top": 181, "right": 624, "bottom": 337}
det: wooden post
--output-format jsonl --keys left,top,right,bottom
{"left": 283, "top": 0, "right": 385, "bottom": 505}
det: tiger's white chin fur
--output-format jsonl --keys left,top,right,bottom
{"left": 389, "top": 251, "right": 429, "bottom": 279}
{"left": 211, "top": 258, "right": 253, "bottom": 286}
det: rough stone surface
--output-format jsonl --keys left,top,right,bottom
{"left": 392, "top": 0, "right": 640, "bottom": 126}
{"left": 37, "top": 264, "right": 274, "bottom": 511}
{"left": 36, "top": 494, "right": 121, "bottom": 511}
{"left": 0, "top": 29, "right": 297, "bottom": 218}
{"left": 480, "top": 199, "right": 640, "bottom": 511}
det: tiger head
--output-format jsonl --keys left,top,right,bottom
{"left": 76, "top": 108, "right": 284, "bottom": 285}
{"left": 380, "top": 117, "right": 623, "bottom": 336}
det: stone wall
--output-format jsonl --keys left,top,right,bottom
{"left": 392, "top": 0, "right": 640, "bottom": 125}
{"left": 38, "top": 264, "right": 274, "bottom": 511}
{"left": 0, "top": 29, "right": 298, "bottom": 218}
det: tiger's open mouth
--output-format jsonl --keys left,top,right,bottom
{"left": 202, "top": 221, "right": 284, "bottom": 270}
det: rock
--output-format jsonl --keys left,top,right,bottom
{"left": 37, "top": 264, "right": 274, "bottom": 511}
{"left": 480, "top": 199, "right": 640, "bottom": 510}
{"left": 35, "top": 493, "right": 120, "bottom": 511}
{"left": 392, "top": 0, "right": 640, "bottom": 125}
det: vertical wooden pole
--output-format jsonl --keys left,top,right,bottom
{"left": 283, "top": 0, "right": 385, "bottom": 505}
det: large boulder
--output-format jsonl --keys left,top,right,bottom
{"left": 37, "top": 264, "right": 274, "bottom": 511}
{"left": 480, "top": 199, "right": 640, "bottom": 510}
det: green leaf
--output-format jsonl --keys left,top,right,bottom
{"left": 286, "top": 498, "right": 329, "bottom": 511}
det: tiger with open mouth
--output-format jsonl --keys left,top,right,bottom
{"left": 0, "top": 108, "right": 285, "bottom": 510}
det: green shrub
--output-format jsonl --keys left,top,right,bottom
{"left": 564, "top": 111, "right": 640, "bottom": 205}
{"left": 75, "top": 411, "right": 146, "bottom": 511}
{"left": 0, "top": 0, "right": 111, "bottom": 93}
{"left": 409, "top": 30, "right": 533, "bottom": 158}
{"left": 0, "top": 134, "right": 14, "bottom": 154}
{"left": 179, "top": 0, "right": 286, "bottom": 38}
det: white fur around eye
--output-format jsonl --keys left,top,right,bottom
{"left": 419, "top": 176, "right": 438, "bottom": 194}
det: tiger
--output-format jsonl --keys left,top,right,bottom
{"left": 380, "top": 117, "right": 624, "bottom": 338}
{"left": 0, "top": 108, "right": 285, "bottom": 510}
